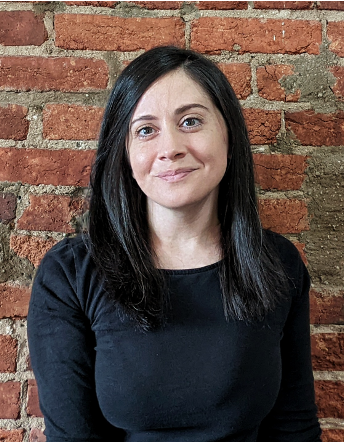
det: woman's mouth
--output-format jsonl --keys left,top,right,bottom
{"left": 156, "top": 169, "right": 196, "bottom": 182}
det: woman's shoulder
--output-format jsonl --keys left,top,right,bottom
{"left": 38, "top": 234, "right": 91, "bottom": 271}
{"left": 35, "top": 234, "right": 96, "bottom": 293}
{"left": 32, "top": 235, "right": 102, "bottom": 314}
{"left": 263, "top": 229, "right": 301, "bottom": 261}
{"left": 263, "top": 229, "right": 309, "bottom": 296}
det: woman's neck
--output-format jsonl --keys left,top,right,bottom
{"left": 148, "top": 200, "right": 222, "bottom": 270}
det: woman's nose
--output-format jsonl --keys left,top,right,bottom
{"left": 158, "top": 129, "right": 187, "bottom": 161}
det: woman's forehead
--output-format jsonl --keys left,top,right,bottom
{"left": 131, "top": 69, "right": 214, "bottom": 119}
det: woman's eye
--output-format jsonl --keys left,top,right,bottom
{"left": 182, "top": 117, "right": 201, "bottom": 128}
{"left": 137, "top": 126, "right": 154, "bottom": 137}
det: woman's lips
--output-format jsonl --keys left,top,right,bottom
{"left": 156, "top": 168, "right": 196, "bottom": 182}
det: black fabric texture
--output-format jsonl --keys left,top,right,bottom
{"left": 27, "top": 231, "right": 321, "bottom": 442}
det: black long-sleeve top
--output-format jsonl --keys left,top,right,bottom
{"left": 27, "top": 231, "right": 321, "bottom": 442}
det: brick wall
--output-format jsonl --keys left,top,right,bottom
{"left": 0, "top": 1, "right": 343, "bottom": 441}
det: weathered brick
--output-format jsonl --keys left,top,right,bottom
{"left": 10, "top": 235, "right": 58, "bottom": 267}
{"left": 258, "top": 199, "right": 309, "bottom": 234}
{"left": 0, "top": 193, "right": 16, "bottom": 225}
{"left": 0, "top": 105, "right": 29, "bottom": 140}
{"left": 196, "top": 1, "right": 248, "bottom": 9}
{"left": 310, "top": 289, "right": 344, "bottom": 325}
{"left": 218, "top": 63, "right": 251, "bottom": 99}
{"left": 0, "top": 429, "right": 24, "bottom": 442}
{"left": 0, "top": 57, "right": 108, "bottom": 92}
{"left": 0, "top": 382, "right": 21, "bottom": 419}
{"left": 17, "top": 195, "right": 83, "bottom": 233}
{"left": 29, "top": 429, "right": 46, "bottom": 442}
{"left": 315, "top": 380, "right": 344, "bottom": 418}
{"left": 0, "top": 11, "right": 47, "bottom": 46}
{"left": 55, "top": 15, "right": 185, "bottom": 51}
{"left": 254, "top": 1, "right": 312, "bottom": 9}
{"left": 330, "top": 66, "right": 344, "bottom": 100}
{"left": 0, "top": 284, "right": 31, "bottom": 319}
{"left": 133, "top": 1, "right": 182, "bottom": 9}
{"left": 257, "top": 65, "right": 300, "bottom": 102}
{"left": 65, "top": 1, "right": 116, "bottom": 5}
{"left": 43, "top": 104, "right": 104, "bottom": 140}
{"left": 26, "top": 355, "right": 32, "bottom": 371}
{"left": 318, "top": 1, "right": 344, "bottom": 10}
{"left": 191, "top": 18, "right": 321, "bottom": 55}
{"left": 243, "top": 109, "right": 281, "bottom": 145}
{"left": 328, "top": 22, "right": 344, "bottom": 57}
{"left": 0, "top": 335, "right": 17, "bottom": 373}
{"left": 27, "top": 379, "right": 43, "bottom": 417}
{"left": 0, "top": 147, "right": 94, "bottom": 187}
{"left": 311, "top": 333, "right": 344, "bottom": 370}
{"left": 253, "top": 154, "right": 307, "bottom": 190}
{"left": 322, "top": 429, "right": 344, "bottom": 442}
{"left": 285, "top": 110, "right": 344, "bottom": 146}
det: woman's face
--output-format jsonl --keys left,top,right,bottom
{"left": 127, "top": 69, "right": 228, "bottom": 213}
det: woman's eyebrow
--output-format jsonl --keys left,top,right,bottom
{"left": 174, "top": 103, "right": 209, "bottom": 115}
{"left": 130, "top": 115, "right": 157, "bottom": 127}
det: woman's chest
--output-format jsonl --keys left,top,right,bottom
{"left": 90, "top": 272, "right": 290, "bottom": 432}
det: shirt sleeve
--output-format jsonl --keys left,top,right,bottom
{"left": 257, "top": 255, "right": 322, "bottom": 441}
{"left": 27, "top": 240, "right": 125, "bottom": 442}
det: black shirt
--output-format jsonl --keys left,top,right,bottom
{"left": 28, "top": 232, "right": 321, "bottom": 441}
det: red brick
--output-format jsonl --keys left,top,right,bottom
{"left": 328, "top": 22, "right": 344, "bottom": 57}
{"left": 0, "top": 193, "right": 16, "bottom": 225}
{"left": 330, "top": 66, "right": 344, "bottom": 100}
{"left": 29, "top": 429, "right": 46, "bottom": 442}
{"left": 218, "top": 63, "right": 251, "bottom": 99}
{"left": 311, "top": 333, "right": 344, "bottom": 371}
{"left": 243, "top": 109, "right": 281, "bottom": 145}
{"left": 0, "top": 335, "right": 17, "bottom": 372}
{"left": 43, "top": 104, "right": 104, "bottom": 140}
{"left": 191, "top": 18, "right": 321, "bottom": 55}
{"left": 0, "top": 147, "right": 94, "bottom": 187}
{"left": 322, "top": 429, "right": 344, "bottom": 442}
{"left": 310, "top": 289, "right": 344, "bottom": 325}
{"left": 0, "top": 429, "right": 24, "bottom": 442}
{"left": 253, "top": 154, "right": 307, "bottom": 190}
{"left": 254, "top": 1, "right": 312, "bottom": 9}
{"left": 133, "top": 1, "right": 182, "bottom": 9}
{"left": 257, "top": 65, "right": 300, "bottom": 102}
{"left": 0, "top": 11, "right": 47, "bottom": 46}
{"left": 0, "top": 57, "right": 108, "bottom": 92}
{"left": 285, "top": 110, "right": 344, "bottom": 146}
{"left": 318, "top": 1, "right": 344, "bottom": 10}
{"left": 10, "top": 235, "right": 58, "bottom": 267}
{"left": 0, "top": 105, "right": 29, "bottom": 140}
{"left": 65, "top": 1, "right": 116, "bottom": 5}
{"left": 55, "top": 15, "right": 185, "bottom": 51}
{"left": 27, "top": 379, "right": 43, "bottom": 417}
{"left": 0, "top": 284, "right": 31, "bottom": 319}
{"left": 0, "top": 382, "right": 21, "bottom": 419}
{"left": 196, "top": 1, "right": 248, "bottom": 9}
{"left": 315, "top": 380, "right": 344, "bottom": 418}
{"left": 17, "top": 194, "right": 83, "bottom": 233}
{"left": 258, "top": 199, "right": 309, "bottom": 234}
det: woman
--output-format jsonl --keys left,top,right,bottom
{"left": 28, "top": 46, "right": 321, "bottom": 441}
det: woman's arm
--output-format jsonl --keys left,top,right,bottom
{"left": 27, "top": 239, "right": 125, "bottom": 442}
{"left": 257, "top": 257, "right": 322, "bottom": 441}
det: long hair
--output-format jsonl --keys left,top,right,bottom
{"left": 87, "top": 46, "right": 287, "bottom": 330}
